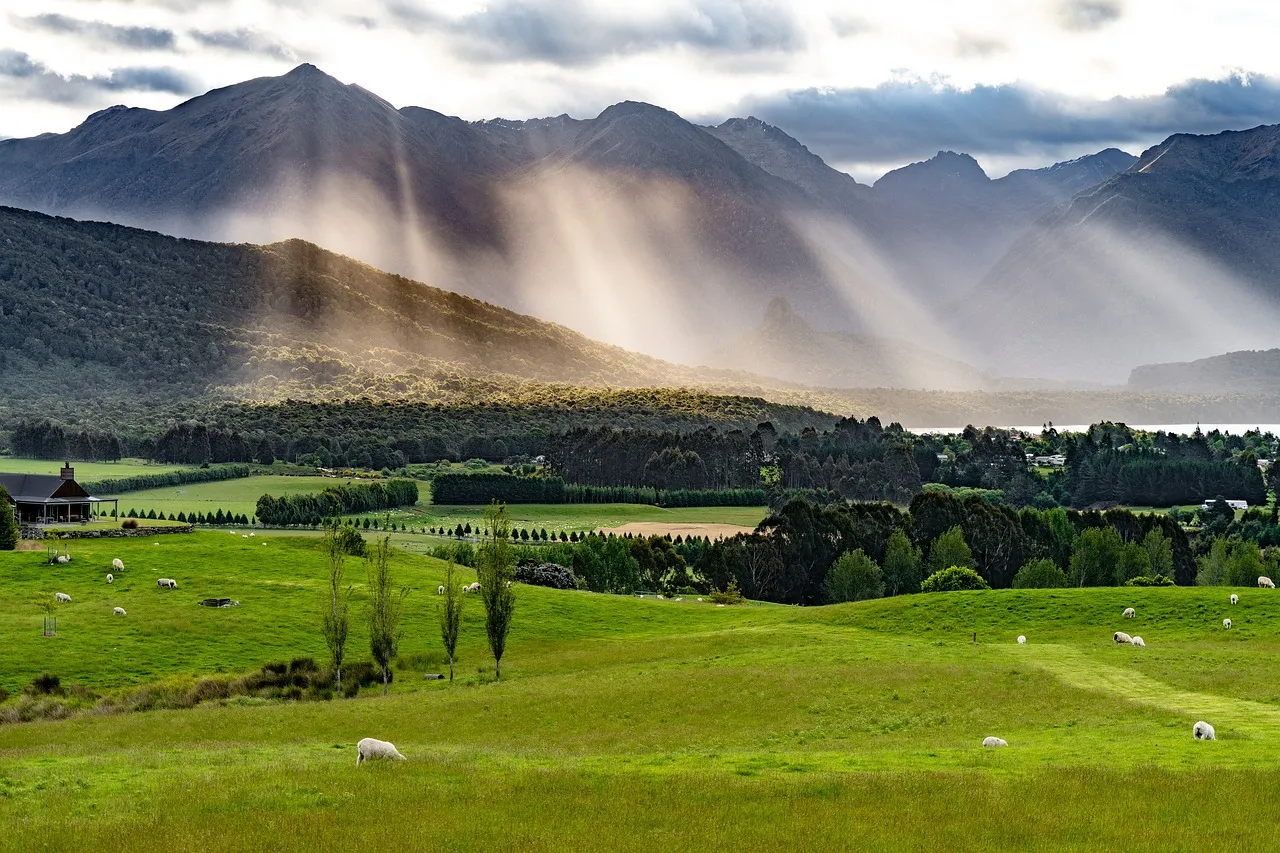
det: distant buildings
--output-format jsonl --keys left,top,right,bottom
{"left": 1026, "top": 454, "right": 1066, "bottom": 467}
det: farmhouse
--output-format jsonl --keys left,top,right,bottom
{"left": 0, "top": 465, "right": 116, "bottom": 524}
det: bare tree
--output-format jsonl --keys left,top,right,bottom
{"left": 438, "top": 560, "right": 465, "bottom": 681}
{"left": 476, "top": 502, "right": 516, "bottom": 679}
{"left": 367, "top": 535, "right": 408, "bottom": 695}
{"left": 321, "top": 520, "right": 352, "bottom": 697}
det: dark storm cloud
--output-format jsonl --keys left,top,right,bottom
{"left": 0, "top": 49, "right": 196, "bottom": 104}
{"left": 729, "top": 73, "right": 1280, "bottom": 164}
{"left": 1058, "top": 0, "right": 1123, "bottom": 31}
{"left": 387, "top": 0, "right": 802, "bottom": 66}
{"left": 16, "top": 13, "right": 176, "bottom": 50}
{"left": 189, "top": 29, "right": 297, "bottom": 61}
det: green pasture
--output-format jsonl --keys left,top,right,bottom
{"left": 3, "top": 534, "right": 1280, "bottom": 849}
{"left": 105, "top": 475, "right": 347, "bottom": 520}
{"left": 0, "top": 457, "right": 191, "bottom": 480}
{"left": 362, "top": 502, "right": 768, "bottom": 534}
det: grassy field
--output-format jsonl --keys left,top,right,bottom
{"left": 105, "top": 475, "right": 347, "bottom": 520}
{"left": 0, "top": 457, "right": 191, "bottom": 479}
{"left": 362, "top": 502, "right": 768, "bottom": 535}
{"left": 3, "top": 532, "right": 1280, "bottom": 849}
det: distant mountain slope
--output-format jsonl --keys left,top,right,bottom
{"left": 1128, "top": 349, "right": 1280, "bottom": 393}
{"left": 958, "top": 125, "right": 1280, "bottom": 381}
{"left": 705, "top": 298, "right": 988, "bottom": 390}
{"left": 0, "top": 65, "right": 1135, "bottom": 369}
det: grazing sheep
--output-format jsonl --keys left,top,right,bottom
{"left": 157, "top": 578, "right": 177, "bottom": 589}
{"left": 356, "top": 737, "right": 406, "bottom": 765}
{"left": 106, "top": 573, "right": 114, "bottom": 584}
{"left": 468, "top": 582, "right": 481, "bottom": 593}
{"left": 112, "top": 558, "right": 124, "bottom": 571}
{"left": 56, "top": 555, "right": 69, "bottom": 564}
{"left": 1260, "top": 576, "right": 1275, "bottom": 589}
{"left": 696, "top": 597, "right": 703, "bottom": 602}
{"left": 249, "top": 532, "right": 255, "bottom": 537}
{"left": 437, "top": 585, "right": 445, "bottom": 595}
{"left": 1017, "top": 635, "right": 1027, "bottom": 645}
{"left": 55, "top": 592, "right": 71, "bottom": 603}
{"left": 982, "top": 737, "right": 1008, "bottom": 747}
{"left": 1231, "top": 594, "right": 1239, "bottom": 605}
{"left": 1113, "top": 631, "right": 1132, "bottom": 644}
{"left": 1123, "top": 607, "right": 1136, "bottom": 618}
{"left": 1130, "top": 636, "right": 1146, "bottom": 647}
{"left": 113, "top": 607, "right": 127, "bottom": 616}
{"left": 1223, "top": 618, "right": 1232, "bottom": 629}
{"left": 1193, "top": 721, "right": 1216, "bottom": 741}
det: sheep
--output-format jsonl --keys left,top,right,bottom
{"left": 112, "top": 558, "right": 124, "bottom": 571}
{"left": 1130, "top": 636, "right": 1146, "bottom": 647}
{"left": 356, "top": 737, "right": 406, "bottom": 765}
{"left": 1223, "top": 618, "right": 1232, "bottom": 629}
{"left": 1259, "top": 576, "right": 1275, "bottom": 589}
{"left": 467, "top": 582, "right": 481, "bottom": 593}
{"left": 157, "top": 578, "right": 177, "bottom": 589}
{"left": 113, "top": 606, "right": 127, "bottom": 616}
{"left": 1017, "top": 635, "right": 1027, "bottom": 645}
{"left": 56, "top": 555, "right": 69, "bottom": 564}
{"left": 1231, "top": 594, "right": 1239, "bottom": 605}
{"left": 55, "top": 592, "right": 71, "bottom": 603}
{"left": 697, "top": 597, "right": 703, "bottom": 602}
{"left": 106, "top": 573, "right": 114, "bottom": 584}
{"left": 1193, "top": 721, "right": 1216, "bottom": 741}
{"left": 1123, "top": 607, "right": 1136, "bottom": 619}
{"left": 437, "top": 585, "right": 445, "bottom": 595}
{"left": 982, "top": 737, "right": 1008, "bottom": 747}
{"left": 1113, "top": 631, "right": 1132, "bottom": 644}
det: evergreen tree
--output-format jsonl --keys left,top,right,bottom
{"left": 0, "top": 487, "right": 19, "bottom": 550}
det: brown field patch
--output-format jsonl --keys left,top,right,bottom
{"left": 599, "top": 522, "right": 755, "bottom": 540}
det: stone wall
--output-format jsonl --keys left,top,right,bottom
{"left": 22, "top": 524, "right": 195, "bottom": 540}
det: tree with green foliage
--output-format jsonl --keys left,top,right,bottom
{"left": 1070, "top": 527, "right": 1125, "bottom": 587}
{"left": 882, "top": 529, "right": 922, "bottom": 595}
{"left": 438, "top": 561, "right": 465, "bottom": 682}
{"left": 825, "top": 549, "right": 884, "bottom": 603}
{"left": 476, "top": 502, "right": 517, "bottom": 679}
{"left": 1225, "top": 540, "right": 1264, "bottom": 587}
{"left": 920, "top": 566, "right": 991, "bottom": 592}
{"left": 1141, "top": 528, "right": 1174, "bottom": 579}
{"left": 1012, "top": 558, "right": 1069, "bottom": 589}
{"left": 927, "top": 525, "right": 973, "bottom": 575}
{"left": 320, "top": 520, "right": 352, "bottom": 697}
{"left": 1196, "top": 538, "right": 1229, "bottom": 586}
{"left": 366, "top": 536, "right": 407, "bottom": 694}
{"left": 0, "top": 487, "right": 19, "bottom": 550}
{"left": 1116, "top": 543, "right": 1152, "bottom": 585}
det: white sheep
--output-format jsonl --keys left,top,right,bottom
{"left": 437, "top": 585, "right": 445, "bottom": 595}
{"left": 1231, "top": 594, "right": 1239, "bottom": 605}
{"left": 113, "top": 606, "right": 127, "bottom": 616}
{"left": 1130, "top": 636, "right": 1146, "bottom": 647}
{"left": 112, "top": 558, "right": 124, "bottom": 571}
{"left": 1259, "top": 576, "right": 1275, "bottom": 589}
{"left": 1017, "top": 635, "right": 1026, "bottom": 644}
{"left": 1123, "top": 607, "right": 1135, "bottom": 619}
{"left": 55, "top": 592, "right": 71, "bottom": 603}
{"left": 1223, "top": 618, "right": 1232, "bottom": 629}
{"left": 467, "top": 582, "right": 481, "bottom": 593}
{"left": 56, "top": 555, "right": 69, "bottom": 564}
{"left": 157, "top": 578, "right": 177, "bottom": 589}
{"left": 356, "top": 737, "right": 406, "bottom": 765}
{"left": 1113, "top": 631, "right": 1132, "bottom": 644}
{"left": 106, "top": 573, "right": 114, "bottom": 584}
{"left": 982, "top": 737, "right": 1008, "bottom": 747}
{"left": 697, "top": 597, "right": 703, "bottom": 602}
{"left": 1193, "top": 721, "right": 1216, "bottom": 741}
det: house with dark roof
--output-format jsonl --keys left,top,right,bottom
{"left": 0, "top": 465, "right": 116, "bottom": 524}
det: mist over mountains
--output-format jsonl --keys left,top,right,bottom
{"left": 1, "top": 63, "right": 1277, "bottom": 387}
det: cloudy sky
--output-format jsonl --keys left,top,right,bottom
{"left": 4, "top": 0, "right": 1280, "bottom": 179}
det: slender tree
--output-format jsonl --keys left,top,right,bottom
{"left": 0, "top": 486, "right": 18, "bottom": 550}
{"left": 320, "top": 520, "right": 352, "bottom": 697}
{"left": 476, "top": 501, "right": 516, "bottom": 679}
{"left": 367, "top": 535, "right": 407, "bottom": 694}
{"left": 438, "top": 560, "right": 465, "bottom": 681}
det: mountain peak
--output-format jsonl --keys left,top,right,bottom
{"left": 284, "top": 63, "right": 325, "bottom": 78}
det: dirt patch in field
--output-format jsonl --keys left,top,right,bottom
{"left": 600, "top": 522, "right": 755, "bottom": 540}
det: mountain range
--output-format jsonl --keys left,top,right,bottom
{"left": 0, "top": 64, "right": 1276, "bottom": 386}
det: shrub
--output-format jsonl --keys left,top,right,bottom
{"left": 825, "top": 549, "right": 885, "bottom": 603}
{"left": 334, "top": 526, "right": 365, "bottom": 556}
{"left": 708, "top": 578, "right": 745, "bottom": 604}
{"left": 342, "top": 680, "right": 360, "bottom": 698}
{"left": 1012, "top": 558, "right": 1070, "bottom": 589}
{"left": 185, "top": 677, "right": 231, "bottom": 706}
{"left": 1125, "top": 574, "right": 1176, "bottom": 587}
{"left": 920, "top": 566, "right": 991, "bottom": 593}
{"left": 121, "top": 518, "right": 139, "bottom": 530}
{"left": 262, "top": 661, "right": 288, "bottom": 676}
{"left": 288, "top": 656, "right": 317, "bottom": 674}
{"left": 514, "top": 559, "right": 577, "bottom": 590}
{"left": 26, "top": 673, "right": 63, "bottom": 696}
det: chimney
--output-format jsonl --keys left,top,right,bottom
{"left": 60, "top": 463, "right": 74, "bottom": 481}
